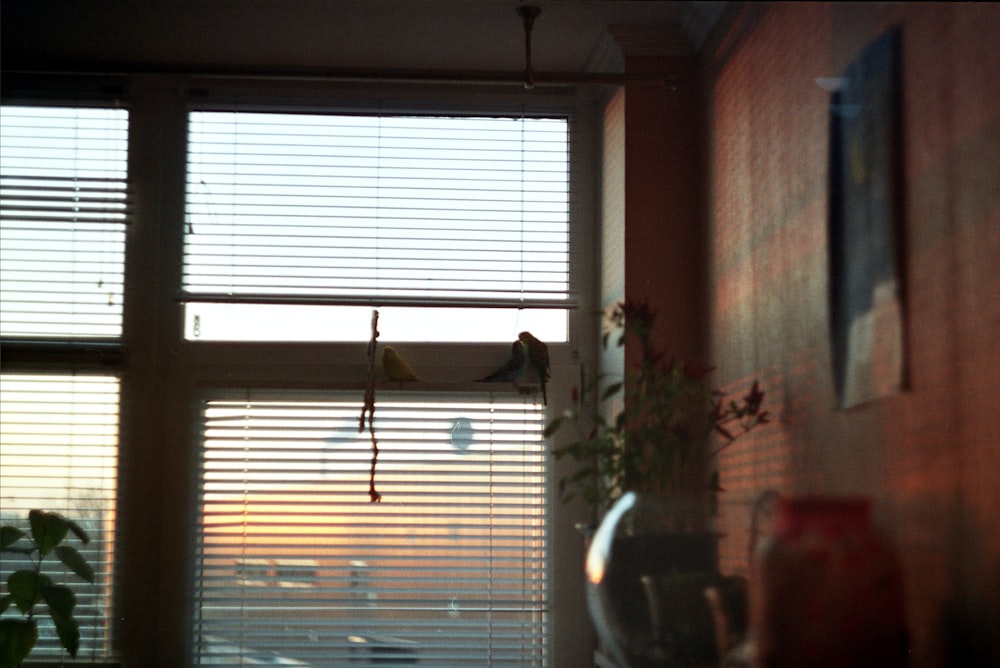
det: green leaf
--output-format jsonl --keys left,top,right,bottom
{"left": 714, "top": 424, "right": 734, "bottom": 440}
{"left": 28, "top": 510, "right": 47, "bottom": 549}
{"left": 601, "top": 382, "right": 623, "bottom": 401}
{"left": 0, "top": 595, "right": 11, "bottom": 615}
{"left": 7, "top": 571, "right": 51, "bottom": 614}
{"left": 52, "top": 615, "right": 81, "bottom": 658}
{"left": 0, "top": 618, "right": 38, "bottom": 668}
{"left": 40, "top": 583, "right": 81, "bottom": 656}
{"left": 29, "top": 510, "right": 68, "bottom": 557}
{"left": 40, "top": 583, "right": 76, "bottom": 621}
{"left": 0, "top": 527, "right": 25, "bottom": 551}
{"left": 40, "top": 586, "right": 80, "bottom": 656}
{"left": 542, "top": 417, "right": 563, "bottom": 438}
{"left": 55, "top": 545, "right": 95, "bottom": 584}
{"left": 63, "top": 518, "right": 90, "bottom": 545}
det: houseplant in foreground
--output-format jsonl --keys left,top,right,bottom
{"left": 546, "top": 299, "right": 769, "bottom": 528}
{"left": 545, "top": 299, "right": 769, "bottom": 667}
{"left": 0, "top": 510, "right": 95, "bottom": 668}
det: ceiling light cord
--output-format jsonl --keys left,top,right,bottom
{"left": 517, "top": 5, "right": 542, "bottom": 89}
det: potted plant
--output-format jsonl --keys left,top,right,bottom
{"left": 545, "top": 299, "right": 769, "bottom": 667}
{"left": 547, "top": 299, "right": 768, "bottom": 526}
{"left": 0, "top": 510, "right": 95, "bottom": 668}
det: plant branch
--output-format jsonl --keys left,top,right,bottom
{"left": 359, "top": 309, "right": 382, "bottom": 503}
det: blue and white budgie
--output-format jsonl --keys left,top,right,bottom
{"left": 518, "top": 331, "right": 550, "bottom": 405}
{"left": 479, "top": 339, "right": 528, "bottom": 382}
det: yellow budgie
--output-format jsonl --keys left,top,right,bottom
{"left": 382, "top": 345, "right": 421, "bottom": 381}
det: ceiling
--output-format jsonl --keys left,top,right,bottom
{"left": 1, "top": 1, "right": 728, "bottom": 76}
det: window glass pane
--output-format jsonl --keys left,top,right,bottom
{"left": 193, "top": 391, "right": 547, "bottom": 667}
{"left": 0, "top": 106, "right": 129, "bottom": 339}
{"left": 184, "top": 303, "right": 566, "bottom": 343}
{"left": 183, "top": 111, "right": 571, "bottom": 343}
{"left": 0, "top": 373, "right": 119, "bottom": 662}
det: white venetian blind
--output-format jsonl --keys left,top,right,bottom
{"left": 0, "top": 105, "right": 130, "bottom": 340}
{"left": 193, "top": 390, "right": 547, "bottom": 667}
{"left": 182, "top": 110, "right": 572, "bottom": 342}
{"left": 0, "top": 104, "right": 125, "bottom": 663}
{"left": 0, "top": 373, "right": 119, "bottom": 662}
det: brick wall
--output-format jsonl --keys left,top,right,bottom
{"left": 702, "top": 3, "right": 1000, "bottom": 665}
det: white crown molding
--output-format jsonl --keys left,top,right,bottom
{"left": 681, "top": 1, "right": 729, "bottom": 52}
{"left": 597, "top": 2, "right": 729, "bottom": 60}
{"left": 584, "top": 27, "right": 626, "bottom": 74}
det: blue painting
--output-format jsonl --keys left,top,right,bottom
{"left": 828, "top": 28, "right": 907, "bottom": 408}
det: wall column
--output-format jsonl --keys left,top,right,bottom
{"left": 615, "top": 29, "right": 709, "bottom": 366}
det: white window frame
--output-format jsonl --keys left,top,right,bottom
{"left": 1, "top": 96, "right": 129, "bottom": 665}
{"left": 4, "top": 75, "right": 601, "bottom": 667}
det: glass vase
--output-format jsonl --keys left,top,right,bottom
{"left": 586, "top": 492, "right": 745, "bottom": 667}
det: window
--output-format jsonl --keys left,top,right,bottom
{"left": 2, "top": 88, "right": 589, "bottom": 667}
{"left": 0, "top": 375, "right": 119, "bottom": 661}
{"left": 180, "top": 106, "right": 568, "bottom": 666}
{"left": 182, "top": 111, "right": 571, "bottom": 342}
{"left": 0, "top": 105, "right": 129, "bottom": 340}
{"left": 0, "top": 104, "right": 127, "bottom": 663}
{"left": 193, "top": 391, "right": 547, "bottom": 666}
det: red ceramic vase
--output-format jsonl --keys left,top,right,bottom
{"left": 750, "top": 496, "right": 908, "bottom": 668}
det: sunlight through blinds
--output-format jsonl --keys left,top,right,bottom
{"left": 0, "top": 106, "right": 130, "bottom": 340}
{"left": 193, "top": 390, "right": 547, "bottom": 667}
{"left": 0, "top": 374, "right": 119, "bottom": 663}
{"left": 182, "top": 111, "right": 571, "bottom": 342}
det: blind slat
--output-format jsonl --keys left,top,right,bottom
{"left": 182, "top": 110, "right": 573, "bottom": 342}
{"left": 194, "top": 390, "right": 547, "bottom": 666}
{"left": 0, "top": 106, "right": 130, "bottom": 339}
{"left": 0, "top": 374, "right": 119, "bottom": 663}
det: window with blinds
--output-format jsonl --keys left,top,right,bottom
{"left": 0, "top": 104, "right": 125, "bottom": 664}
{"left": 0, "top": 105, "right": 130, "bottom": 340}
{"left": 0, "top": 374, "right": 119, "bottom": 662}
{"left": 182, "top": 111, "right": 571, "bottom": 342}
{"left": 193, "top": 390, "right": 547, "bottom": 667}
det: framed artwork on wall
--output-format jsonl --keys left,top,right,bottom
{"left": 828, "top": 27, "right": 907, "bottom": 409}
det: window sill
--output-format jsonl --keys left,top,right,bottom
{"left": 23, "top": 663, "right": 120, "bottom": 668}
